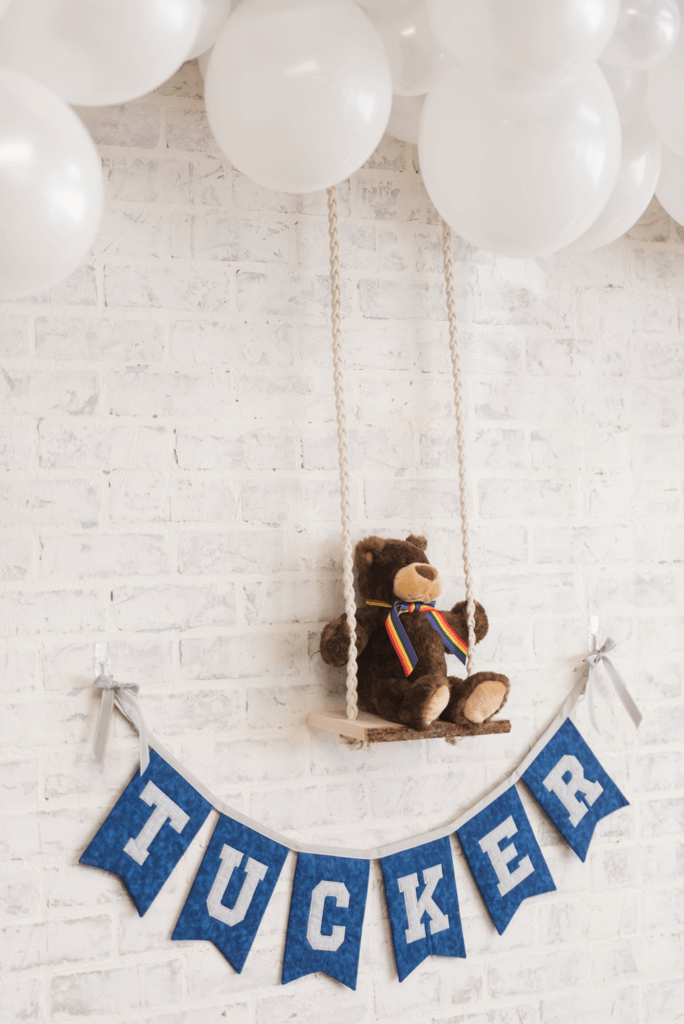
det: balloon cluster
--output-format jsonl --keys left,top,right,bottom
{"left": 1, "top": 0, "right": 684, "bottom": 299}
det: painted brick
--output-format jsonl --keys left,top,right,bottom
{"left": 109, "top": 369, "right": 232, "bottom": 417}
{"left": 144, "top": 689, "right": 242, "bottom": 735}
{"left": 170, "top": 318, "right": 294, "bottom": 367}
{"left": 0, "top": 588, "right": 108, "bottom": 635}
{"left": 535, "top": 524, "right": 632, "bottom": 564}
{"left": 237, "top": 269, "right": 351, "bottom": 318}
{"left": 39, "top": 422, "right": 170, "bottom": 470}
{"left": 102, "top": 154, "right": 228, "bottom": 206}
{"left": 35, "top": 315, "right": 165, "bottom": 362}
{"left": 180, "top": 633, "right": 306, "bottom": 679}
{"left": 105, "top": 264, "right": 232, "bottom": 311}
{"left": 26, "top": 264, "right": 98, "bottom": 305}
{"left": 171, "top": 213, "right": 294, "bottom": 263}
{"left": 0, "top": 872, "right": 40, "bottom": 919}
{"left": 635, "top": 522, "right": 684, "bottom": 562}
{"left": 166, "top": 106, "right": 220, "bottom": 153}
{"left": 242, "top": 478, "right": 342, "bottom": 524}
{"left": 358, "top": 277, "right": 448, "bottom": 320}
{"left": 178, "top": 528, "right": 298, "bottom": 575}
{"left": 171, "top": 475, "right": 239, "bottom": 522}
{"left": 108, "top": 471, "right": 170, "bottom": 523}
{"left": 50, "top": 962, "right": 183, "bottom": 1017}
{"left": 41, "top": 533, "right": 170, "bottom": 579}
{"left": 245, "top": 578, "right": 341, "bottom": 625}
{"left": 93, "top": 204, "right": 164, "bottom": 259}
{"left": 0, "top": 369, "right": 100, "bottom": 416}
{"left": 0, "top": 915, "right": 111, "bottom": 971}
{"left": 479, "top": 478, "right": 574, "bottom": 519}
{"left": 0, "top": 314, "right": 29, "bottom": 356}
{"left": 76, "top": 104, "right": 161, "bottom": 147}
{"left": 0, "top": 536, "right": 32, "bottom": 579}
{"left": 0, "top": 974, "right": 41, "bottom": 1022}
{"left": 112, "top": 582, "right": 236, "bottom": 631}
{"left": 233, "top": 171, "right": 351, "bottom": 216}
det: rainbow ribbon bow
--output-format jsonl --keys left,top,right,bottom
{"left": 366, "top": 599, "right": 468, "bottom": 677}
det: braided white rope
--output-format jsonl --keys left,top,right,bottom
{"left": 327, "top": 185, "right": 359, "bottom": 722}
{"left": 441, "top": 220, "right": 477, "bottom": 676}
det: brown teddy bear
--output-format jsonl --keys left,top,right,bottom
{"left": 320, "top": 534, "right": 509, "bottom": 732}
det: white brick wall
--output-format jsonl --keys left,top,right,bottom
{"left": 0, "top": 58, "right": 683, "bottom": 1023}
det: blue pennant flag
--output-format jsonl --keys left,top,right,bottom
{"left": 172, "top": 813, "right": 289, "bottom": 972}
{"left": 457, "top": 786, "right": 555, "bottom": 935}
{"left": 80, "top": 748, "right": 212, "bottom": 916}
{"left": 521, "top": 717, "right": 629, "bottom": 862}
{"left": 380, "top": 836, "right": 466, "bottom": 982}
{"left": 282, "top": 853, "right": 370, "bottom": 991}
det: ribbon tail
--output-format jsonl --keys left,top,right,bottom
{"left": 601, "top": 656, "right": 643, "bottom": 730}
{"left": 93, "top": 688, "right": 115, "bottom": 766}
{"left": 115, "top": 691, "right": 150, "bottom": 774}
{"left": 585, "top": 662, "right": 601, "bottom": 735}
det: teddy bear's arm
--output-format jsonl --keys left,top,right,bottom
{"left": 320, "top": 606, "right": 379, "bottom": 667}
{"left": 444, "top": 600, "right": 489, "bottom": 646}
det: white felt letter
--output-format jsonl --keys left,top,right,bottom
{"left": 398, "top": 863, "right": 450, "bottom": 944}
{"left": 478, "top": 815, "right": 534, "bottom": 897}
{"left": 206, "top": 843, "right": 268, "bottom": 927}
{"left": 543, "top": 753, "right": 604, "bottom": 827}
{"left": 124, "top": 781, "right": 190, "bottom": 866}
{"left": 306, "top": 880, "right": 349, "bottom": 952}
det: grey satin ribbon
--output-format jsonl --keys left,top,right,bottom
{"left": 586, "top": 637, "right": 643, "bottom": 733}
{"left": 93, "top": 674, "right": 150, "bottom": 774}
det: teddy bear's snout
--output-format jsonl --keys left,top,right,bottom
{"left": 393, "top": 562, "right": 443, "bottom": 603}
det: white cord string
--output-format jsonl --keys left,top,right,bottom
{"left": 442, "top": 220, "right": 477, "bottom": 675}
{"left": 327, "top": 185, "right": 359, "bottom": 722}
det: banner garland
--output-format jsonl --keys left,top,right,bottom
{"left": 79, "top": 638, "right": 638, "bottom": 985}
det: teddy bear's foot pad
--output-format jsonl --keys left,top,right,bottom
{"left": 421, "top": 684, "right": 451, "bottom": 729}
{"left": 308, "top": 708, "right": 511, "bottom": 744}
{"left": 463, "top": 680, "right": 508, "bottom": 724}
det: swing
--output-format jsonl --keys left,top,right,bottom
{"left": 308, "top": 186, "right": 512, "bottom": 745}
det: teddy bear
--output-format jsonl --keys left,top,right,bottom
{"left": 320, "top": 534, "right": 509, "bottom": 732}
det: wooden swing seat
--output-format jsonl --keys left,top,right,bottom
{"left": 308, "top": 708, "right": 512, "bottom": 744}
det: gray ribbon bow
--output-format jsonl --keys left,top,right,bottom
{"left": 585, "top": 637, "right": 643, "bottom": 733}
{"left": 93, "top": 674, "right": 149, "bottom": 774}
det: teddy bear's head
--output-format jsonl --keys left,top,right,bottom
{"left": 354, "top": 534, "right": 443, "bottom": 605}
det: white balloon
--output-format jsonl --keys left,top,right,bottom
{"left": 205, "top": 0, "right": 392, "bottom": 193}
{"left": 419, "top": 63, "right": 622, "bottom": 258}
{"left": 598, "top": 61, "right": 648, "bottom": 122}
{"left": 0, "top": 67, "right": 103, "bottom": 299}
{"left": 563, "top": 108, "right": 662, "bottom": 251}
{"left": 357, "top": 0, "right": 410, "bottom": 7}
{"left": 0, "top": 0, "right": 202, "bottom": 106}
{"left": 188, "top": 0, "right": 233, "bottom": 60}
{"left": 646, "top": 26, "right": 684, "bottom": 154}
{"left": 600, "top": 0, "right": 680, "bottom": 71}
{"left": 655, "top": 142, "right": 684, "bottom": 224}
{"left": 366, "top": 0, "right": 449, "bottom": 96}
{"left": 426, "top": 0, "right": 620, "bottom": 91}
{"left": 387, "top": 93, "right": 424, "bottom": 143}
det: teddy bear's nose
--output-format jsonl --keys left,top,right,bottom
{"left": 415, "top": 564, "right": 438, "bottom": 581}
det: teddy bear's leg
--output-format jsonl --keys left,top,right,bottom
{"left": 442, "top": 671, "right": 510, "bottom": 727}
{"left": 368, "top": 673, "right": 450, "bottom": 731}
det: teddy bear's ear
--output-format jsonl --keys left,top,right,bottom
{"left": 355, "top": 535, "right": 386, "bottom": 567}
{"left": 406, "top": 534, "right": 428, "bottom": 551}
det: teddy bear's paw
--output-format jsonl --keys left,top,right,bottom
{"left": 463, "top": 678, "right": 508, "bottom": 724}
{"left": 320, "top": 617, "right": 350, "bottom": 667}
{"left": 421, "top": 684, "right": 451, "bottom": 728}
